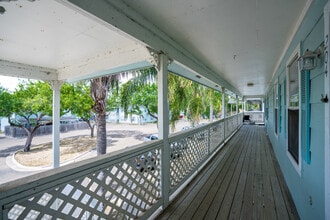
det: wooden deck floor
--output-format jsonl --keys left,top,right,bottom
{"left": 158, "top": 125, "right": 299, "bottom": 220}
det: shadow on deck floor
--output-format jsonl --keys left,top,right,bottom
{"left": 158, "top": 125, "right": 299, "bottom": 220}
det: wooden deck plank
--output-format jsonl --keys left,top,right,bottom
{"left": 158, "top": 125, "right": 299, "bottom": 220}
{"left": 211, "top": 126, "right": 252, "bottom": 219}
{"left": 252, "top": 128, "right": 264, "bottom": 220}
{"left": 227, "top": 128, "right": 254, "bottom": 219}
{"left": 160, "top": 143, "right": 233, "bottom": 219}
{"left": 181, "top": 131, "right": 244, "bottom": 219}
{"left": 239, "top": 127, "right": 258, "bottom": 220}
{"left": 269, "top": 139, "right": 300, "bottom": 219}
{"left": 200, "top": 130, "right": 247, "bottom": 219}
{"left": 259, "top": 128, "right": 277, "bottom": 220}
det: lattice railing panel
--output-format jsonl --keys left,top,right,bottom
{"left": 210, "top": 122, "right": 224, "bottom": 152}
{"left": 169, "top": 129, "right": 208, "bottom": 190}
{"left": 225, "top": 116, "right": 236, "bottom": 139}
{"left": 5, "top": 149, "right": 161, "bottom": 220}
{"left": 2, "top": 114, "right": 244, "bottom": 219}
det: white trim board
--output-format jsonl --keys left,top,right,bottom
{"left": 324, "top": 1, "right": 330, "bottom": 219}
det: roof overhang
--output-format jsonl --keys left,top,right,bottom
{"left": 0, "top": 0, "right": 311, "bottom": 98}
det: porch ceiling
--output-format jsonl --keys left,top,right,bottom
{"left": 116, "top": 0, "right": 309, "bottom": 97}
{"left": 0, "top": 0, "right": 310, "bottom": 97}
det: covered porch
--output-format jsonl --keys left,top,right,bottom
{"left": 0, "top": 0, "right": 329, "bottom": 219}
{"left": 0, "top": 120, "right": 300, "bottom": 219}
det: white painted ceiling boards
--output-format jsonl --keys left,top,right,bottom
{"left": 0, "top": 0, "right": 310, "bottom": 97}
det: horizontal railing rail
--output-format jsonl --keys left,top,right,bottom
{"left": 0, "top": 113, "right": 243, "bottom": 220}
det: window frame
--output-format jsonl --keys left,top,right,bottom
{"left": 286, "top": 44, "right": 301, "bottom": 175}
{"left": 274, "top": 81, "right": 279, "bottom": 136}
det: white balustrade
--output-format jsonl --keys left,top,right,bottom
{"left": 0, "top": 113, "right": 243, "bottom": 220}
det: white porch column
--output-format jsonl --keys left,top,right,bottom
{"left": 157, "top": 53, "right": 170, "bottom": 208}
{"left": 210, "top": 103, "right": 214, "bottom": 122}
{"left": 52, "top": 80, "right": 62, "bottom": 168}
{"left": 243, "top": 98, "right": 246, "bottom": 112}
{"left": 236, "top": 95, "right": 239, "bottom": 114}
{"left": 222, "top": 87, "right": 226, "bottom": 119}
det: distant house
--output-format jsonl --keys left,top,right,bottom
{"left": 107, "top": 107, "right": 157, "bottom": 124}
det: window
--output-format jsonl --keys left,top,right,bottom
{"left": 287, "top": 50, "right": 300, "bottom": 167}
{"left": 274, "top": 82, "right": 278, "bottom": 135}
{"left": 278, "top": 83, "right": 282, "bottom": 133}
{"left": 265, "top": 97, "right": 269, "bottom": 120}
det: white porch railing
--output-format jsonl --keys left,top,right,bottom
{"left": 0, "top": 113, "right": 243, "bottom": 220}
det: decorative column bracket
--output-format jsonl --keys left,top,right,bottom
{"left": 147, "top": 47, "right": 173, "bottom": 70}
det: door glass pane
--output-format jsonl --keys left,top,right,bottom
{"left": 288, "top": 58, "right": 299, "bottom": 108}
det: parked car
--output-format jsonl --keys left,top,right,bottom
{"left": 134, "top": 151, "right": 157, "bottom": 172}
{"left": 170, "top": 141, "right": 185, "bottom": 159}
{"left": 181, "top": 126, "right": 192, "bottom": 131}
{"left": 143, "top": 134, "right": 158, "bottom": 142}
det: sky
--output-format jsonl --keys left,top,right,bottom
{"left": 0, "top": 76, "right": 20, "bottom": 92}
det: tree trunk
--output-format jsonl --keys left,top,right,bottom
{"left": 91, "top": 124, "right": 96, "bottom": 138}
{"left": 84, "top": 119, "right": 96, "bottom": 138}
{"left": 90, "top": 76, "right": 117, "bottom": 156}
{"left": 116, "top": 107, "right": 120, "bottom": 123}
{"left": 96, "top": 113, "right": 107, "bottom": 155}
{"left": 146, "top": 108, "right": 158, "bottom": 120}
{"left": 23, "top": 132, "right": 33, "bottom": 152}
{"left": 22, "top": 126, "right": 39, "bottom": 152}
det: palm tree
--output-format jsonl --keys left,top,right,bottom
{"left": 204, "top": 88, "right": 223, "bottom": 122}
{"left": 120, "top": 67, "right": 158, "bottom": 118}
{"left": 168, "top": 73, "right": 190, "bottom": 130}
{"left": 90, "top": 75, "right": 119, "bottom": 156}
{"left": 187, "top": 83, "right": 206, "bottom": 126}
{"left": 120, "top": 68, "right": 222, "bottom": 131}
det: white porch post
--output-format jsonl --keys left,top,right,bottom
{"left": 157, "top": 53, "right": 170, "bottom": 208}
{"left": 222, "top": 87, "right": 226, "bottom": 119}
{"left": 222, "top": 87, "right": 226, "bottom": 140}
{"left": 243, "top": 98, "right": 246, "bottom": 112}
{"left": 236, "top": 95, "right": 239, "bottom": 114}
{"left": 52, "top": 80, "right": 62, "bottom": 168}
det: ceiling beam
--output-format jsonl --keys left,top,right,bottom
{"left": 57, "top": 44, "right": 151, "bottom": 82}
{"left": 62, "top": 0, "right": 242, "bottom": 96}
{"left": 0, "top": 60, "right": 57, "bottom": 81}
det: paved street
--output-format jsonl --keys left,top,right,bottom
{"left": 0, "top": 135, "right": 41, "bottom": 184}
{"left": 0, "top": 123, "right": 158, "bottom": 185}
{"left": 0, "top": 121, "right": 191, "bottom": 185}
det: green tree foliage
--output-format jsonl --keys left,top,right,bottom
{"left": 1, "top": 81, "right": 97, "bottom": 152}
{"left": 107, "top": 81, "right": 122, "bottom": 123}
{"left": 204, "top": 88, "right": 222, "bottom": 120}
{"left": 168, "top": 73, "right": 190, "bottom": 130}
{"left": 120, "top": 69, "right": 224, "bottom": 130}
{"left": 61, "top": 82, "right": 96, "bottom": 137}
{"left": 121, "top": 82, "right": 158, "bottom": 121}
{"left": 120, "top": 67, "right": 158, "bottom": 120}
{"left": 9, "top": 81, "right": 53, "bottom": 152}
{"left": 186, "top": 82, "right": 206, "bottom": 126}
{"left": 0, "top": 86, "right": 14, "bottom": 119}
